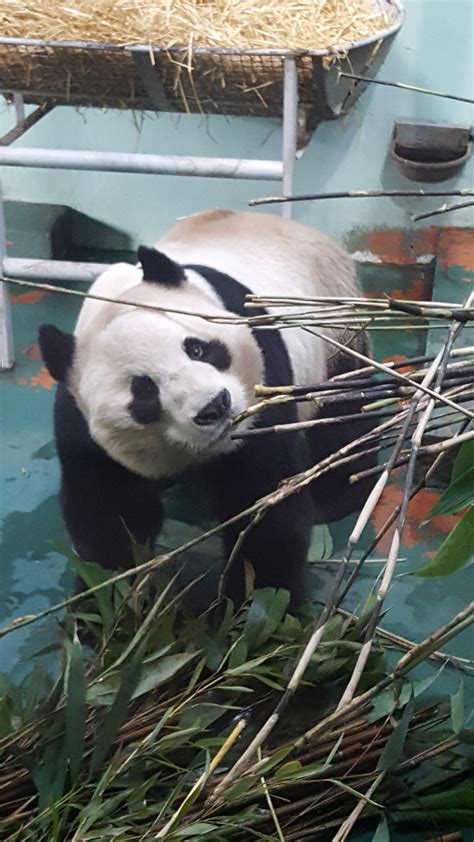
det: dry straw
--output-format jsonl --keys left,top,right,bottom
{"left": 1, "top": 0, "right": 390, "bottom": 50}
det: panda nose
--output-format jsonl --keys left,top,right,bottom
{"left": 194, "top": 389, "right": 231, "bottom": 426}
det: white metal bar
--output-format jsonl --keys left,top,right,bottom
{"left": 281, "top": 58, "right": 299, "bottom": 220}
{"left": 0, "top": 187, "right": 15, "bottom": 370}
{"left": 0, "top": 147, "right": 284, "bottom": 181}
{"left": 3, "top": 257, "right": 110, "bottom": 283}
{"left": 13, "top": 92, "right": 26, "bottom": 126}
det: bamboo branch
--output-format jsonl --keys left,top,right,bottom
{"left": 331, "top": 772, "right": 386, "bottom": 842}
{"left": 412, "top": 199, "right": 474, "bottom": 222}
{"left": 249, "top": 188, "right": 474, "bottom": 207}
{"left": 335, "top": 295, "right": 471, "bottom": 709}
{"left": 338, "top": 71, "right": 474, "bottom": 104}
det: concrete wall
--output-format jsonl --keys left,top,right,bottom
{"left": 1, "top": 0, "right": 473, "bottom": 250}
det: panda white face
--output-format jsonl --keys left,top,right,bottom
{"left": 68, "top": 307, "right": 262, "bottom": 479}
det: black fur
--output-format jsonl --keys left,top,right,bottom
{"left": 38, "top": 325, "right": 75, "bottom": 383}
{"left": 188, "top": 265, "right": 314, "bottom": 604}
{"left": 138, "top": 245, "right": 185, "bottom": 286}
{"left": 129, "top": 375, "right": 162, "bottom": 425}
{"left": 54, "top": 383, "right": 163, "bottom": 578}
{"left": 184, "top": 336, "right": 231, "bottom": 371}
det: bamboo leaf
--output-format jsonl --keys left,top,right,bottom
{"left": 371, "top": 816, "right": 390, "bottom": 841}
{"left": 177, "top": 823, "right": 220, "bottom": 837}
{"left": 65, "top": 628, "right": 86, "bottom": 782}
{"left": 274, "top": 760, "right": 303, "bottom": 780}
{"left": 228, "top": 637, "right": 248, "bottom": 670}
{"left": 326, "top": 778, "right": 383, "bottom": 808}
{"left": 131, "top": 652, "right": 198, "bottom": 699}
{"left": 69, "top": 556, "right": 115, "bottom": 632}
{"left": 427, "top": 468, "right": 474, "bottom": 518}
{"left": 243, "top": 588, "right": 289, "bottom": 650}
{"left": 89, "top": 653, "right": 143, "bottom": 776}
{"left": 377, "top": 692, "right": 414, "bottom": 771}
{"left": 452, "top": 439, "right": 474, "bottom": 482}
{"left": 413, "top": 507, "right": 474, "bottom": 577}
{"left": 451, "top": 679, "right": 465, "bottom": 735}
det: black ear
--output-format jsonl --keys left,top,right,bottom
{"left": 38, "top": 324, "right": 75, "bottom": 383}
{"left": 138, "top": 245, "right": 185, "bottom": 287}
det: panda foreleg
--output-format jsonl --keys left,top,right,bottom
{"left": 208, "top": 437, "right": 314, "bottom": 607}
{"left": 54, "top": 384, "right": 164, "bottom": 582}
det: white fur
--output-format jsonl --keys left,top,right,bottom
{"left": 71, "top": 278, "right": 262, "bottom": 478}
{"left": 157, "top": 209, "right": 358, "bottom": 403}
{"left": 70, "top": 210, "right": 360, "bottom": 480}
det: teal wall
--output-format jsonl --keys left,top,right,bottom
{"left": 1, "top": 0, "right": 473, "bottom": 249}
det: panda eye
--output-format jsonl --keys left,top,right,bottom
{"left": 131, "top": 375, "right": 158, "bottom": 401}
{"left": 184, "top": 338, "right": 206, "bottom": 361}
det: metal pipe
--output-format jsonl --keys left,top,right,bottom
{"left": 282, "top": 57, "right": 299, "bottom": 220}
{"left": 3, "top": 257, "right": 110, "bottom": 283}
{"left": 0, "top": 147, "right": 284, "bottom": 180}
{"left": 0, "top": 188, "right": 15, "bottom": 370}
{"left": 13, "top": 93, "right": 25, "bottom": 126}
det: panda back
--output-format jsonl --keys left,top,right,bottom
{"left": 75, "top": 263, "right": 143, "bottom": 337}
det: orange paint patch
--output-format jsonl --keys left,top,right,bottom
{"left": 389, "top": 277, "right": 431, "bottom": 302}
{"left": 23, "top": 342, "right": 42, "bottom": 360}
{"left": 18, "top": 367, "right": 55, "bottom": 390}
{"left": 367, "top": 230, "right": 406, "bottom": 264}
{"left": 409, "top": 227, "right": 440, "bottom": 256}
{"left": 371, "top": 485, "right": 459, "bottom": 555}
{"left": 11, "top": 290, "right": 48, "bottom": 305}
{"left": 382, "top": 354, "right": 414, "bottom": 374}
{"left": 438, "top": 229, "right": 474, "bottom": 272}
{"left": 366, "top": 228, "right": 439, "bottom": 267}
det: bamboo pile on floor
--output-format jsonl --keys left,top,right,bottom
{"left": 0, "top": 285, "right": 473, "bottom": 840}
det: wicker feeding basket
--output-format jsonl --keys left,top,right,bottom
{"left": 0, "top": 1, "right": 404, "bottom": 138}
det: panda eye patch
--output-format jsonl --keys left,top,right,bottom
{"left": 129, "top": 376, "right": 161, "bottom": 425}
{"left": 184, "top": 337, "right": 231, "bottom": 371}
{"left": 131, "top": 375, "right": 159, "bottom": 401}
{"left": 184, "top": 338, "right": 205, "bottom": 360}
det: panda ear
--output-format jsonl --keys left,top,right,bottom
{"left": 138, "top": 245, "right": 186, "bottom": 287}
{"left": 38, "top": 324, "right": 75, "bottom": 383}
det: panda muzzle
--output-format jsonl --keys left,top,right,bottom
{"left": 193, "top": 389, "right": 231, "bottom": 426}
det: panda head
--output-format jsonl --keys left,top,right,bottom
{"left": 38, "top": 247, "right": 262, "bottom": 479}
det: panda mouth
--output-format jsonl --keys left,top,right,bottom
{"left": 211, "top": 420, "right": 232, "bottom": 442}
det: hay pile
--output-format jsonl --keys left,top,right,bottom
{"left": 1, "top": 0, "right": 393, "bottom": 51}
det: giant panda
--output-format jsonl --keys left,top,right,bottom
{"left": 39, "top": 209, "right": 374, "bottom": 605}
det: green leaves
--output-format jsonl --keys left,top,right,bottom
{"left": 65, "top": 627, "right": 86, "bottom": 782}
{"left": 1, "top": 568, "right": 473, "bottom": 840}
{"left": 371, "top": 816, "right": 390, "bottom": 842}
{"left": 428, "top": 467, "right": 474, "bottom": 517}
{"left": 89, "top": 652, "right": 143, "bottom": 776}
{"left": 415, "top": 436, "right": 474, "bottom": 577}
{"left": 377, "top": 692, "right": 414, "bottom": 772}
{"left": 242, "top": 588, "right": 290, "bottom": 650}
{"left": 414, "top": 506, "right": 474, "bottom": 577}
{"left": 452, "top": 439, "right": 474, "bottom": 483}
{"left": 451, "top": 679, "right": 465, "bottom": 735}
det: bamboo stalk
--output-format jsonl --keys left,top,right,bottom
{"left": 335, "top": 297, "right": 471, "bottom": 709}
{"left": 249, "top": 188, "right": 474, "bottom": 207}
{"left": 412, "top": 199, "right": 474, "bottom": 222}
{"left": 338, "top": 72, "right": 474, "bottom": 104}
